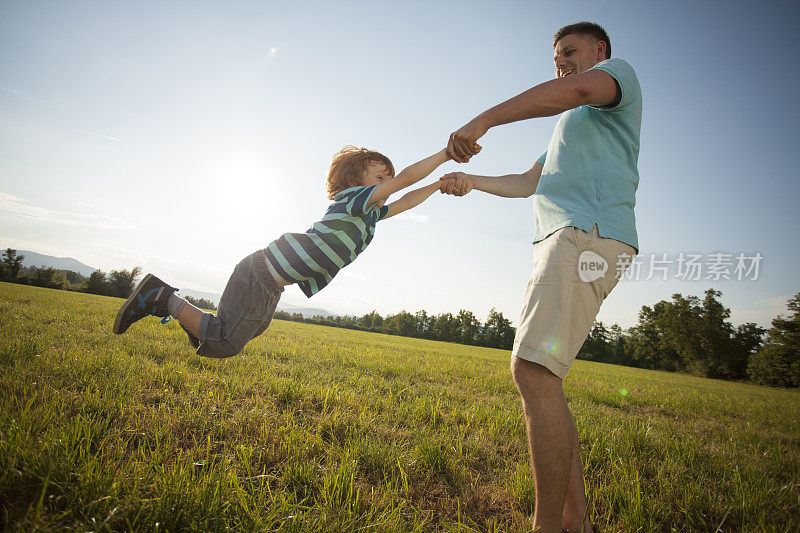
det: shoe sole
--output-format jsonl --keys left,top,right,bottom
{"left": 113, "top": 273, "right": 155, "bottom": 334}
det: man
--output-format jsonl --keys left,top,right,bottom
{"left": 441, "top": 22, "right": 642, "bottom": 533}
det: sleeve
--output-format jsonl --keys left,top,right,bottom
{"left": 342, "top": 185, "right": 382, "bottom": 217}
{"left": 535, "top": 151, "right": 547, "bottom": 165}
{"left": 375, "top": 204, "right": 390, "bottom": 221}
{"left": 589, "top": 58, "right": 641, "bottom": 111}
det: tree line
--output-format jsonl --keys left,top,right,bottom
{"left": 276, "top": 289, "right": 799, "bottom": 389}
{"left": 0, "top": 249, "right": 216, "bottom": 310}
{"left": 577, "top": 289, "right": 799, "bottom": 388}
{"left": 1, "top": 248, "right": 143, "bottom": 298}
{"left": 275, "top": 307, "right": 516, "bottom": 350}
{"left": 2, "top": 248, "right": 797, "bottom": 387}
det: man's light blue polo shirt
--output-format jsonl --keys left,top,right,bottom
{"left": 533, "top": 58, "right": 642, "bottom": 252}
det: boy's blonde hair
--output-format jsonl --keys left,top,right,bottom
{"left": 326, "top": 146, "right": 394, "bottom": 199}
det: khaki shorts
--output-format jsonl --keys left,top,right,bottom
{"left": 512, "top": 225, "right": 635, "bottom": 379}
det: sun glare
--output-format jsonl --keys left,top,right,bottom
{"left": 198, "top": 150, "right": 291, "bottom": 250}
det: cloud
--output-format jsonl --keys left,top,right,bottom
{"left": 98, "top": 133, "right": 122, "bottom": 143}
{"left": 81, "top": 243, "right": 234, "bottom": 291}
{"left": 393, "top": 210, "right": 428, "bottom": 223}
{"left": 2, "top": 89, "right": 121, "bottom": 145}
{"left": 758, "top": 295, "right": 791, "bottom": 311}
{"left": 269, "top": 47, "right": 278, "bottom": 58}
{"left": 73, "top": 127, "right": 124, "bottom": 144}
{"left": 0, "top": 192, "right": 136, "bottom": 229}
{"left": 2, "top": 87, "right": 38, "bottom": 103}
{"left": 729, "top": 295, "right": 792, "bottom": 328}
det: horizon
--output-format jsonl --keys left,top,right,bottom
{"left": 5, "top": 246, "right": 793, "bottom": 330}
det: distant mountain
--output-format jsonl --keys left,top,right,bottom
{"left": 12, "top": 249, "right": 338, "bottom": 318}
{"left": 180, "top": 287, "right": 337, "bottom": 318}
{"left": 18, "top": 250, "right": 98, "bottom": 277}
{"left": 177, "top": 288, "right": 223, "bottom": 305}
{"left": 277, "top": 302, "right": 339, "bottom": 318}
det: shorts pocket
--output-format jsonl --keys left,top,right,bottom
{"left": 569, "top": 226, "right": 580, "bottom": 248}
{"left": 227, "top": 255, "right": 272, "bottom": 322}
{"left": 243, "top": 268, "right": 271, "bottom": 322}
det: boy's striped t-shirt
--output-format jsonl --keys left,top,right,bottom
{"left": 265, "top": 185, "right": 390, "bottom": 297}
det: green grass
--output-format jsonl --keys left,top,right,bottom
{"left": 1, "top": 281, "right": 799, "bottom": 531}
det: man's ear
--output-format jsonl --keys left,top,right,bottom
{"left": 596, "top": 40, "right": 608, "bottom": 61}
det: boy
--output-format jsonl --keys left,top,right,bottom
{"left": 113, "top": 144, "right": 463, "bottom": 357}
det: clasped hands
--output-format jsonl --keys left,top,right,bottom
{"left": 439, "top": 117, "right": 486, "bottom": 197}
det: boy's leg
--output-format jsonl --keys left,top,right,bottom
{"left": 114, "top": 250, "right": 281, "bottom": 357}
{"left": 113, "top": 274, "right": 178, "bottom": 334}
{"left": 170, "top": 297, "right": 203, "bottom": 348}
{"left": 113, "top": 272, "right": 204, "bottom": 348}
{"left": 195, "top": 250, "right": 282, "bottom": 358}
{"left": 173, "top": 299, "right": 203, "bottom": 337}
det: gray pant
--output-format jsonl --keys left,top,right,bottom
{"left": 197, "top": 249, "right": 283, "bottom": 358}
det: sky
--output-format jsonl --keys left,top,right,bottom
{"left": 2, "top": 0, "right": 799, "bottom": 329}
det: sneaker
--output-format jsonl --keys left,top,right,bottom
{"left": 180, "top": 323, "right": 200, "bottom": 349}
{"left": 113, "top": 274, "right": 178, "bottom": 334}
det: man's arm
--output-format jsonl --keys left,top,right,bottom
{"left": 367, "top": 149, "right": 453, "bottom": 208}
{"left": 384, "top": 181, "right": 448, "bottom": 219}
{"left": 449, "top": 69, "right": 618, "bottom": 162}
{"left": 440, "top": 162, "right": 543, "bottom": 198}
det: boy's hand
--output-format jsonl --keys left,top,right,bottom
{"left": 438, "top": 177, "right": 455, "bottom": 194}
{"left": 439, "top": 173, "right": 474, "bottom": 196}
{"left": 447, "top": 117, "right": 486, "bottom": 163}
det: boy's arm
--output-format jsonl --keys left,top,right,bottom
{"left": 384, "top": 181, "right": 447, "bottom": 219}
{"left": 367, "top": 148, "right": 453, "bottom": 208}
{"left": 440, "top": 161, "right": 543, "bottom": 198}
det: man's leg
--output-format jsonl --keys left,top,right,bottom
{"left": 511, "top": 355, "right": 574, "bottom": 533}
{"left": 562, "top": 414, "right": 593, "bottom": 532}
{"left": 510, "top": 226, "right": 632, "bottom": 531}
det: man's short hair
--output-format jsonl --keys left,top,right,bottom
{"left": 553, "top": 22, "right": 611, "bottom": 59}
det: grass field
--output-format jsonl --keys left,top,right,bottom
{"left": 1, "top": 282, "right": 799, "bottom": 532}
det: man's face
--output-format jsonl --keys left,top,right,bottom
{"left": 553, "top": 33, "right": 605, "bottom": 78}
{"left": 359, "top": 161, "right": 392, "bottom": 187}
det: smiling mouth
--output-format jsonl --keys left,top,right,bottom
{"left": 561, "top": 69, "right": 574, "bottom": 77}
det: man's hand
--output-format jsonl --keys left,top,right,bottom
{"left": 446, "top": 117, "right": 487, "bottom": 163}
{"left": 439, "top": 172, "right": 474, "bottom": 196}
